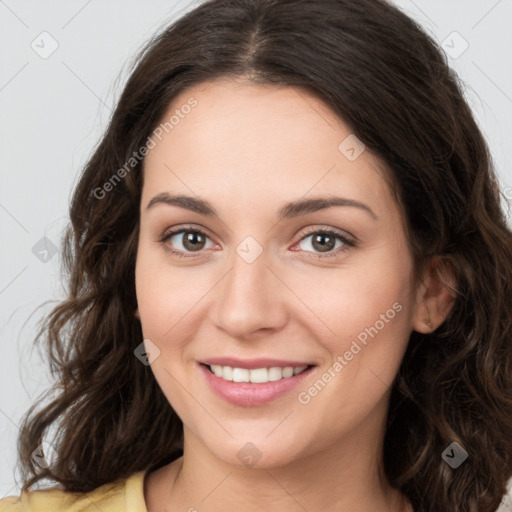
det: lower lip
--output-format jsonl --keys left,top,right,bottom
{"left": 199, "top": 364, "right": 315, "bottom": 407}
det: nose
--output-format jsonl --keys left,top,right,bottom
{"left": 211, "top": 246, "right": 289, "bottom": 340}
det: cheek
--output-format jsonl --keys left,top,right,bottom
{"left": 296, "top": 253, "right": 411, "bottom": 335}
{"left": 136, "top": 246, "right": 178, "bottom": 340}
{"left": 135, "top": 245, "right": 216, "bottom": 344}
{"left": 288, "top": 249, "right": 414, "bottom": 384}
{"left": 291, "top": 267, "right": 413, "bottom": 426}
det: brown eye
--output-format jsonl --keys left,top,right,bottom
{"left": 310, "top": 233, "right": 337, "bottom": 252}
{"left": 296, "top": 228, "right": 355, "bottom": 259}
{"left": 160, "top": 227, "right": 215, "bottom": 257}
{"left": 180, "top": 230, "right": 207, "bottom": 251}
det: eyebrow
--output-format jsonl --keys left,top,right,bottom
{"left": 146, "top": 193, "right": 378, "bottom": 220}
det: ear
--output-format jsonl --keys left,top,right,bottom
{"left": 412, "top": 256, "right": 457, "bottom": 334}
{"left": 134, "top": 308, "right": 141, "bottom": 320}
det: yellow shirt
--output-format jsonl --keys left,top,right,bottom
{"left": 0, "top": 470, "right": 148, "bottom": 512}
{"left": 3, "top": 472, "right": 512, "bottom": 511}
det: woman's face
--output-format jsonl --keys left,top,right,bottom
{"left": 135, "top": 77, "right": 421, "bottom": 468}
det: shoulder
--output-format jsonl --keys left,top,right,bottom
{"left": 0, "top": 471, "right": 147, "bottom": 512}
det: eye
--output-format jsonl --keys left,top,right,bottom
{"left": 159, "top": 225, "right": 216, "bottom": 258}
{"left": 294, "top": 228, "right": 355, "bottom": 259}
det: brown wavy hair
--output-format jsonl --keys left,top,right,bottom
{"left": 14, "top": 0, "right": 512, "bottom": 510}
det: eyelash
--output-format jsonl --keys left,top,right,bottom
{"left": 158, "top": 224, "right": 356, "bottom": 260}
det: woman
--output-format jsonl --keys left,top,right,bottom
{"left": 2, "top": 0, "right": 512, "bottom": 511}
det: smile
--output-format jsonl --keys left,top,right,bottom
{"left": 199, "top": 360, "right": 316, "bottom": 406}
{"left": 208, "top": 364, "right": 309, "bottom": 383}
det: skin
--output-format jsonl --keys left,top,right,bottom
{"left": 135, "top": 77, "right": 456, "bottom": 512}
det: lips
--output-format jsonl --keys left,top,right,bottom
{"left": 199, "top": 357, "right": 316, "bottom": 407}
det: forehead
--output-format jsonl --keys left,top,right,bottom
{"left": 142, "top": 77, "right": 397, "bottom": 221}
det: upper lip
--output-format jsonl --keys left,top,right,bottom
{"left": 200, "top": 357, "right": 315, "bottom": 369}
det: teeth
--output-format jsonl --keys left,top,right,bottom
{"left": 209, "top": 364, "right": 308, "bottom": 383}
{"left": 232, "top": 368, "right": 250, "bottom": 383}
{"left": 212, "top": 365, "right": 223, "bottom": 378}
{"left": 249, "top": 368, "right": 268, "bottom": 383}
{"left": 223, "top": 366, "right": 233, "bottom": 381}
{"left": 282, "top": 367, "right": 294, "bottom": 378}
{"left": 268, "top": 367, "right": 283, "bottom": 381}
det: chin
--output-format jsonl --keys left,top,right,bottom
{"left": 198, "top": 430, "right": 310, "bottom": 470}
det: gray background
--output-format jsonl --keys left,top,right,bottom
{"left": 1, "top": 0, "right": 511, "bottom": 502}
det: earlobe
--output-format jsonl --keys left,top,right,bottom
{"left": 134, "top": 308, "right": 141, "bottom": 320}
{"left": 412, "top": 256, "right": 458, "bottom": 333}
